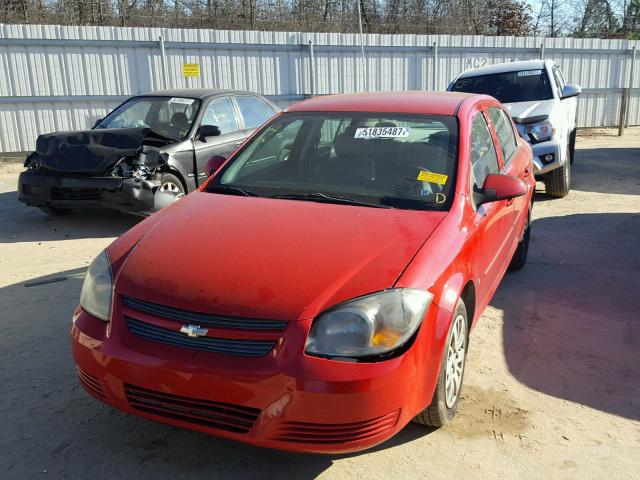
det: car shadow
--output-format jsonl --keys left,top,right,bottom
{"left": 493, "top": 212, "right": 640, "bottom": 421}
{"left": 0, "top": 268, "right": 432, "bottom": 478}
{"left": 0, "top": 190, "right": 141, "bottom": 244}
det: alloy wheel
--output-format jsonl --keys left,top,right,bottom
{"left": 445, "top": 313, "right": 467, "bottom": 408}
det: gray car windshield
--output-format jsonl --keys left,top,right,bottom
{"left": 211, "top": 112, "right": 458, "bottom": 211}
{"left": 451, "top": 70, "right": 554, "bottom": 103}
{"left": 96, "top": 96, "right": 201, "bottom": 141}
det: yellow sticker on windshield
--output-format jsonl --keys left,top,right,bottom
{"left": 418, "top": 170, "right": 448, "bottom": 185}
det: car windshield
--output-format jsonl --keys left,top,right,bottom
{"left": 451, "top": 69, "right": 554, "bottom": 103}
{"left": 210, "top": 112, "right": 458, "bottom": 211}
{"left": 96, "top": 96, "right": 201, "bottom": 141}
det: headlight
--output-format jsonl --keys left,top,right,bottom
{"left": 80, "top": 250, "right": 113, "bottom": 321}
{"left": 305, "top": 289, "right": 433, "bottom": 361}
{"left": 525, "top": 120, "right": 555, "bottom": 142}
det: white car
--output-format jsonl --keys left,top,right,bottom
{"left": 448, "top": 60, "right": 581, "bottom": 198}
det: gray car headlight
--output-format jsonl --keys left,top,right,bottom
{"left": 305, "top": 289, "right": 433, "bottom": 360}
{"left": 80, "top": 250, "right": 113, "bottom": 321}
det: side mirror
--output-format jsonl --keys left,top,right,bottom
{"left": 205, "top": 155, "right": 226, "bottom": 177}
{"left": 197, "top": 125, "right": 221, "bottom": 141}
{"left": 474, "top": 173, "right": 527, "bottom": 206}
{"left": 561, "top": 84, "right": 581, "bottom": 99}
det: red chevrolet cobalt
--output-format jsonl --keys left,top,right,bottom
{"left": 72, "top": 92, "right": 534, "bottom": 453}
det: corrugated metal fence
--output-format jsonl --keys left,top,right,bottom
{"left": 0, "top": 23, "right": 638, "bottom": 153}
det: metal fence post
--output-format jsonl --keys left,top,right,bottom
{"left": 308, "top": 40, "right": 315, "bottom": 97}
{"left": 619, "top": 45, "right": 636, "bottom": 135}
{"left": 539, "top": 42, "right": 545, "bottom": 60}
{"left": 432, "top": 41, "right": 438, "bottom": 91}
{"left": 159, "top": 35, "right": 168, "bottom": 90}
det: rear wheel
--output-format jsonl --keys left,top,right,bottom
{"left": 545, "top": 146, "right": 571, "bottom": 198}
{"left": 38, "top": 206, "right": 72, "bottom": 216}
{"left": 569, "top": 128, "right": 577, "bottom": 165}
{"left": 413, "top": 298, "right": 468, "bottom": 427}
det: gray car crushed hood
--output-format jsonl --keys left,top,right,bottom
{"left": 31, "top": 127, "right": 176, "bottom": 175}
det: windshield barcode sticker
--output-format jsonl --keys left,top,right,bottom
{"left": 169, "top": 97, "right": 195, "bottom": 105}
{"left": 517, "top": 70, "right": 542, "bottom": 77}
{"left": 354, "top": 127, "right": 410, "bottom": 138}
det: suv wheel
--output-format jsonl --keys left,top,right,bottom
{"left": 545, "top": 147, "right": 571, "bottom": 198}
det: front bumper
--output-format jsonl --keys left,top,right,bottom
{"left": 529, "top": 139, "right": 563, "bottom": 176}
{"left": 71, "top": 299, "right": 450, "bottom": 454}
{"left": 18, "top": 169, "right": 157, "bottom": 214}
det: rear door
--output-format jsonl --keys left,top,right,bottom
{"left": 193, "top": 96, "right": 246, "bottom": 185}
{"left": 486, "top": 106, "right": 531, "bottom": 237}
{"left": 469, "top": 108, "right": 515, "bottom": 306}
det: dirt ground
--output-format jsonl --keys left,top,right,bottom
{"left": 1, "top": 131, "right": 639, "bottom": 479}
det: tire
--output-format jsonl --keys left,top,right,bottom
{"left": 545, "top": 146, "right": 571, "bottom": 198}
{"left": 508, "top": 207, "right": 531, "bottom": 271}
{"left": 38, "top": 206, "right": 72, "bottom": 216}
{"left": 413, "top": 298, "right": 468, "bottom": 428}
{"left": 158, "top": 172, "right": 186, "bottom": 196}
{"left": 569, "top": 128, "right": 576, "bottom": 165}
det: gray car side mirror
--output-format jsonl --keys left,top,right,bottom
{"left": 561, "top": 84, "right": 581, "bottom": 99}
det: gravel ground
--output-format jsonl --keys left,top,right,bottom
{"left": 0, "top": 132, "right": 639, "bottom": 479}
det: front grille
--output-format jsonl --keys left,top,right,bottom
{"left": 122, "top": 296, "right": 287, "bottom": 331}
{"left": 126, "top": 317, "right": 276, "bottom": 357}
{"left": 273, "top": 410, "right": 400, "bottom": 444}
{"left": 125, "top": 384, "right": 260, "bottom": 434}
{"left": 77, "top": 367, "right": 107, "bottom": 400}
{"left": 51, "top": 186, "right": 100, "bottom": 201}
{"left": 121, "top": 295, "right": 286, "bottom": 357}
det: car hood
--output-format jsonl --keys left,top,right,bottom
{"left": 503, "top": 99, "right": 556, "bottom": 124}
{"left": 114, "top": 192, "right": 446, "bottom": 321}
{"left": 32, "top": 128, "right": 176, "bottom": 175}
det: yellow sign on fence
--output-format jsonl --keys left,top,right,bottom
{"left": 182, "top": 63, "right": 200, "bottom": 77}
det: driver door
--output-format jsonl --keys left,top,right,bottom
{"left": 193, "top": 96, "right": 246, "bottom": 185}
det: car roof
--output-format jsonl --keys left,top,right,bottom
{"left": 286, "top": 92, "right": 477, "bottom": 116}
{"left": 137, "top": 89, "right": 264, "bottom": 100}
{"left": 457, "top": 60, "right": 551, "bottom": 79}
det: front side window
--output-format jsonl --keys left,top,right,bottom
{"left": 210, "top": 112, "right": 459, "bottom": 211}
{"left": 487, "top": 107, "right": 517, "bottom": 164}
{"left": 235, "top": 96, "right": 274, "bottom": 129}
{"left": 97, "top": 96, "right": 201, "bottom": 140}
{"left": 201, "top": 97, "right": 239, "bottom": 134}
{"left": 552, "top": 66, "right": 566, "bottom": 97}
{"left": 451, "top": 70, "right": 554, "bottom": 103}
{"left": 470, "top": 113, "right": 499, "bottom": 190}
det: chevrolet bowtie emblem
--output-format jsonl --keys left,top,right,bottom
{"left": 179, "top": 324, "right": 209, "bottom": 338}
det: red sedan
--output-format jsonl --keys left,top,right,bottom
{"left": 72, "top": 92, "right": 534, "bottom": 453}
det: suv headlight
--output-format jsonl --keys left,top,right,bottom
{"left": 305, "top": 289, "right": 433, "bottom": 361}
{"left": 525, "top": 120, "right": 555, "bottom": 143}
{"left": 80, "top": 250, "right": 113, "bottom": 321}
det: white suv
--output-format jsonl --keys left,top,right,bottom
{"left": 449, "top": 60, "right": 581, "bottom": 197}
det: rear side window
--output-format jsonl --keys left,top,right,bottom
{"left": 201, "top": 97, "right": 239, "bottom": 134}
{"left": 470, "top": 114, "right": 499, "bottom": 189}
{"left": 236, "top": 96, "right": 273, "bottom": 129}
{"left": 487, "top": 107, "right": 517, "bottom": 164}
{"left": 451, "top": 70, "right": 554, "bottom": 103}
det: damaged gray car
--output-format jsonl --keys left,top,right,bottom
{"left": 18, "top": 89, "right": 279, "bottom": 215}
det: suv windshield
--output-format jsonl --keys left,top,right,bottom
{"left": 451, "top": 69, "right": 554, "bottom": 103}
{"left": 211, "top": 112, "right": 458, "bottom": 211}
{"left": 96, "top": 96, "right": 201, "bottom": 141}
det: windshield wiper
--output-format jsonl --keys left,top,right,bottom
{"left": 269, "top": 192, "right": 392, "bottom": 209}
{"left": 206, "top": 184, "right": 258, "bottom": 197}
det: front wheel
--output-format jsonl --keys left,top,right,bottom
{"left": 508, "top": 209, "right": 531, "bottom": 271}
{"left": 413, "top": 298, "right": 468, "bottom": 427}
{"left": 545, "top": 146, "right": 571, "bottom": 198}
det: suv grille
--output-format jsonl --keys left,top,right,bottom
{"left": 121, "top": 295, "right": 286, "bottom": 357}
{"left": 125, "top": 384, "right": 260, "bottom": 433}
{"left": 51, "top": 186, "right": 101, "bottom": 201}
